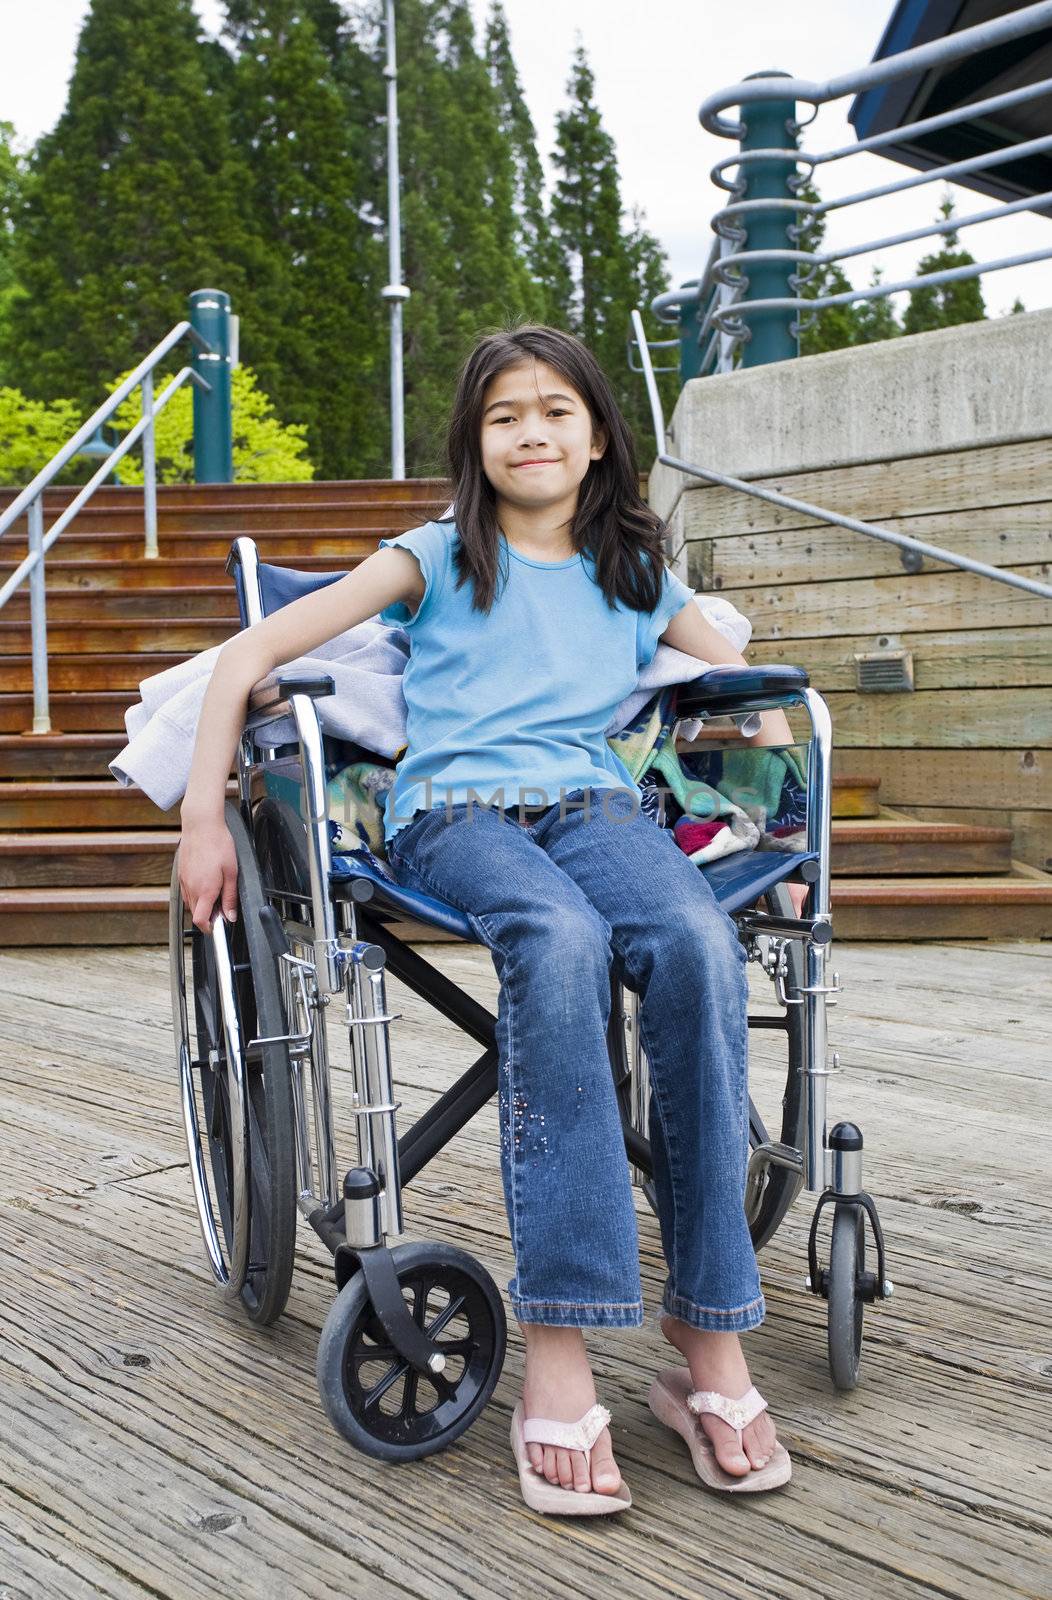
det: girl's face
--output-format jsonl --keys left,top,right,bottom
{"left": 479, "top": 358, "right": 606, "bottom": 514}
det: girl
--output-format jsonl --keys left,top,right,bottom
{"left": 179, "top": 324, "right": 795, "bottom": 1516}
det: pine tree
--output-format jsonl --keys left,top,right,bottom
{"left": 852, "top": 268, "right": 901, "bottom": 345}
{"left": 903, "top": 194, "right": 985, "bottom": 335}
{"left": 5, "top": 0, "right": 255, "bottom": 411}
{"left": 222, "top": 0, "right": 387, "bottom": 478}
{"left": 0, "top": 124, "right": 24, "bottom": 381}
{"left": 550, "top": 43, "right": 669, "bottom": 453}
{"left": 793, "top": 183, "right": 901, "bottom": 353}
{"left": 483, "top": 2, "right": 557, "bottom": 321}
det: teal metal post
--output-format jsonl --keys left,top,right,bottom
{"left": 678, "top": 282, "right": 704, "bottom": 382}
{"left": 189, "top": 288, "right": 233, "bottom": 483}
{"left": 738, "top": 73, "right": 799, "bottom": 368}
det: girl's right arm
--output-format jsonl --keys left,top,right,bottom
{"left": 179, "top": 546, "right": 424, "bottom": 932}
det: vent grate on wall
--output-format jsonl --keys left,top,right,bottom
{"left": 854, "top": 649, "right": 914, "bottom": 693}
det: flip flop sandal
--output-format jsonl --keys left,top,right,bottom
{"left": 510, "top": 1400, "right": 632, "bottom": 1516}
{"left": 648, "top": 1368, "right": 792, "bottom": 1493}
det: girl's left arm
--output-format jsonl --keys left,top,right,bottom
{"left": 659, "top": 601, "right": 793, "bottom": 749}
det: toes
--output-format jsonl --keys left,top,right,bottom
{"left": 590, "top": 1431, "right": 622, "bottom": 1495}
{"left": 702, "top": 1417, "right": 751, "bottom": 1476}
{"left": 526, "top": 1442, "right": 543, "bottom": 1473}
{"left": 556, "top": 1448, "right": 574, "bottom": 1490}
{"left": 542, "top": 1445, "right": 558, "bottom": 1483}
{"left": 571, "top": 1450, "right": 591, "bottom": 1494}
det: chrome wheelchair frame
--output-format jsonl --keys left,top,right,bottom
{"left": 168, "top": 535, "right": 891, "bottom": 1461}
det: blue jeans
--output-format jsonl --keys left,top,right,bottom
{"left": 387, "top": 787, "right": 764, "bottom": 1334}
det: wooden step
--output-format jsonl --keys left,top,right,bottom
{"left": 0, "top": 885, "right": 171, "bottom": 945}
{"left": 0, "top": 618, "right": 236, "bottom": 653}
{"left": 0, "top": 555, "right": 354, "bottom": 591}
{"left": 830, "top": 867, "right": 1052, "bottom": 939}
{"left": 0, "top": 781, "right": 179, "bottom": 829}
{"left": 0, "top": 733, "right": 124, "bottom": 777}
{"left": 830, "top": 815, "right": 1014, "bottom": 875}
{"left": 831, "top": 775, "right": 880, "bottom": 818}
{"left": 0, "top": 830, "right": 176, "bottom": 887}
{"left": 0, "top": 528, "right": 394, "bottom": 562}
{"left": 2, "top": 656, "right": 184, "bottom": 692}
{"left": 0, "top": 478, "right": 450, "bottom": 516}
{"left": 3, "top": 586, "right": 252, "bottom": 621}
{"left": 3, "top": 869, "right": 1049, "bottom": 947}
{"left": 0, "top": 692, "right": 135, "bottom": 731}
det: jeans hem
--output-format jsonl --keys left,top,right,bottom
{"left": 658, "top": 1288, "right": 766, "bottom": 1333}
{"left": 511, "top": 1295, "right": 645, "bottom": 1329}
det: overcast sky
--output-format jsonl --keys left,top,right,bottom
{"left": 3, "top": 0, "right": 1049, "bottom": 319}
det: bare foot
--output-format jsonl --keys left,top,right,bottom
{"left": 519, "top": 1323, "right": 623, "bottom": 1495}
{"left": 659, "top": 1313, "right": 779, "bottom": 1476}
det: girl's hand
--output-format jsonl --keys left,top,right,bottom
{"left": 179, "top": 818, "right": 239, "bottom": 934}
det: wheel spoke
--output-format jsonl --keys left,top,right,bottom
{"left": 427, "top": 1292, "right": 466, "bottom": 1339}
{"left": 401, "top": 1367, "right": 420, "bottom": 1418}
{"left": 361, "top": 1358, "right": 409, "bottom": 1411}
{"left": 433, "top": 1336, "right": 476, "bottom": 1359}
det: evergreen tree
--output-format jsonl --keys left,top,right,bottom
{"left": 852, "top": 268, "right": 901, "bottom": 345}
{"left": 222, "top": 0, "right": 386, "bottom": 477}
{"left": 483, "top": 2, "right": 557, "bottom": 320}
{"left": 0, "top": 124, "right": 24, "bottom": 381}
{"left": 5, "top": 0, "right": 256, "bottom": 412}
{"left": 550, "top": 44, "right": 669, "bottom": 452}
{"left": 793, "top": 183, "right": 901, "bottom": 354}
{"left": 903, "top": 194, "right": 985, "bottom": 335}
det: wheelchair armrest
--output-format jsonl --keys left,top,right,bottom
{"left": 244, "top": 670, "right": 335, "bottom": 733}
{"left": 677, "top": 664, "right": 809, "bottom": 719}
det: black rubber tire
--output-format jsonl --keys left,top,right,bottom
{"left": 827, "top": 1202, "right": 866, "bottom": 1391}
{"left": 316, "top": 1241, "right": 507, "bottom": 1462}
{"left": 174, "top": 802, "right": 298, "bottom": 1325}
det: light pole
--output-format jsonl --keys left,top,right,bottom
{"left": 381, "top": 0, "right": 410, "bottom": 480}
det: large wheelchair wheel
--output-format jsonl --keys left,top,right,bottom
{"left": 170, "top": 801, "right": 298, "bottom": 1325}
{"left": 316, "top": 1241, "right": 507, "bottom": 1462}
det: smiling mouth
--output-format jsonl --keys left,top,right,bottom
{"left": 512, "top": 460, "right": 557, "bottom": 469}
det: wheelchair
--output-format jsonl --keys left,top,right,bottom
{"left": 168, "top": 533, "right": 892, "bottom": 1463}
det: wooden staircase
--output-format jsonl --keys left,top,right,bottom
{"left": 1, "top": 479, "right": 1049, "bottom": 944}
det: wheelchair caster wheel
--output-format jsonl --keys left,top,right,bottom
{"left": 316, "top": 1240, "right": 507, "bottom": 1461}
{"left": 827, "top": 1202, "right": 866, "bottom": 1391}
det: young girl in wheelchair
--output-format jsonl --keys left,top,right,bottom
{"left": 179, "top": 323, "right": 796, "bottom": 1514}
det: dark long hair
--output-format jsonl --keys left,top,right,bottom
{"left": 443, "top": 324, "right": 668, "bottom": 614}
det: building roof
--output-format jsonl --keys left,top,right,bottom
{"left": 849, "top": 0, "right": 1052, "bottom": 214}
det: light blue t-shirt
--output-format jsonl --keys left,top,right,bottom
{"left": 377, "top": 520, "right": 695, "bottom": 845}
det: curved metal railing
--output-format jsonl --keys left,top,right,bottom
{"left": 642, "top": 1, "right": 1052, "bottom": 375}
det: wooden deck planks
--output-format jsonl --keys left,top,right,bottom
{"left": 0, "top": 939, "right": 1050, "bottom": 1600}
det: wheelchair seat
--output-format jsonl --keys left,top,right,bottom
{"left": 329, "top": 841, "right": 820, "bottom": 940}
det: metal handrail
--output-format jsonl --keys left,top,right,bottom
{"left": 0, "top": 320, "right": 213, "bottom": 733}
{"left": 630, "top": 310, "right": 1052, "bottom": 603}
{"left": 656, "top": 2, "right": 1052, "bottom": 366}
